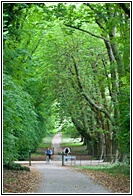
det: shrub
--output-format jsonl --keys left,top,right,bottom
{"left": 4, "top": 162, "right": 30, "bottom": 172}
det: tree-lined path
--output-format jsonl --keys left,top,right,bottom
{"left": 3, "top": 3, "right": 130, "bottom": 194}
{"left": 33, "top": 133, "right": 114, "bottom": 193}
{"left": 3, "top": 2, "right": 130, "bottom": 165}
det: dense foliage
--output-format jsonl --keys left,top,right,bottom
{"left": 3, "top": 2, "right": 130, "bottom": 164}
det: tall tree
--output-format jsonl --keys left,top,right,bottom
{"left": 3, "top": 2, "right": 130, "bottom": 163}
{"left": 51, "top": 2, "right": 130, "bottom": 160}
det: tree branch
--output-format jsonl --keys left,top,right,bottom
{"left": 82, "top": 92, "right": 115, "bottom": 124}
{"left": 71, "top": 55, "right": 115, "bottom": 125}
{"left": 65, "top": 24, "right": 110, "bottom": 42}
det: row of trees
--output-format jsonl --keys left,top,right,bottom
{"left": 3, "top": 3, "right": 57, "bottom": 164}
{"left": 3, "top": 2, "right": 130, "bottom": 164}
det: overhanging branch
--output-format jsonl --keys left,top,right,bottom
{"left": 82, "top": 92, "right": 115, "bottom": 124}
{"left": 71, "top": 55, "right": 115, "bottom": 125}
{"left": 64, "top": 24, "right": 109, "bottom": 42}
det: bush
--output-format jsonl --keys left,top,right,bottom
{"left": 4, "top": 162, "right": 30, "bottom": 172}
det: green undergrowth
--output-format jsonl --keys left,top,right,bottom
{"left": 4, "top": 162, "right": 30, "bottom": 171}
{"left": 61, "top": 135, "right": 88, "bottom": 154}
{"left": 31, "top": 135, "right": 53, "bottom": 158}
{"left": 38, "top": 135, "right": 53, "bottom": 148}
{"left": 77, "top": 163, "right": 130, "bottom": 177}
{"left": 35, "top": 135, "right": 53, "bottom": 149}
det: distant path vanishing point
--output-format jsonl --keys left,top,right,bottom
{"left": 51, "top": 132, "right": 63, "bottom": 160}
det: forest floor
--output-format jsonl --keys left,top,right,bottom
{"left": 3, "top": 166, "right": 40, "bottom": 193}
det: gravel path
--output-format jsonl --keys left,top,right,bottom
{"left": 52, "top": 132, "right": 63, "bottom": 155}
{"left": 33, "top": 133, "right": 114, "bottom": 193}
{"left": 33, "top": 163, "right": 114, "bottom": 193}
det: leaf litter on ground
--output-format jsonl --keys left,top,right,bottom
{"left": 3, "top": 165, "right": 40, "bottom": 193}
{"left": 72, "top": 167, "right": 130, "bottom": 193}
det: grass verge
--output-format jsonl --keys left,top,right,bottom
{"left": 31, "top": 135, "right": 53, "bottom": 160}
{"left": 73, "top": 163, "right": 130, "bottom": 193}
{"left": 77, "top": 163, "right": 130, "bottom": 176}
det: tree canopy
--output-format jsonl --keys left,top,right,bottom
{"left": 3, "top": 2, "right": 130, "bottom": 164}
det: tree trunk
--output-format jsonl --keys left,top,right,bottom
{"left": 100, "top": 134, "right": 105, "bottom": 160}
